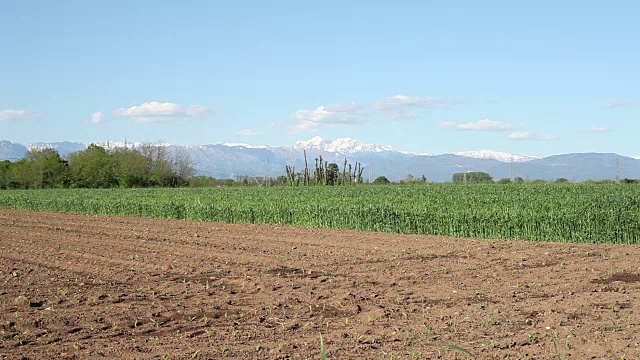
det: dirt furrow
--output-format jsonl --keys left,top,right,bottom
{"left": 1, "top": 209, "right": 639, "bottom": 359}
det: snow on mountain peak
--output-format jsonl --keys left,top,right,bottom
{"left": 221, "top": 142, "right": 268, "bottom": 149}
{"left": 294, "top": 136, "right": 328, "bottom": 149}
{"left": 17, "top": 137, "right": 538, "bottom": 163}
{"left": 229, "top": 139, "right": 537, "bottom": 162}
{"left": 95, "top": 141, "right": 143, "bottom": 149}
{"left": 293, "top": 137, "right": 401, "bottom": 154}
{"left": 453, "top": 149, "right": 539, "bottom": 162}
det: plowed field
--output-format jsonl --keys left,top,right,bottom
{"left": 1, "top": 210, "right": 639, "bottom": 359}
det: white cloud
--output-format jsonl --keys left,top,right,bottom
{"left": 283, "top": 94, "right": 465, "bottom": 132}
{"left": 288, "top": 102, "right": 364, "bottom": 133}
{"left": 508, "top": 131, "right": 558, "bottom": 141}
{"left": 439, "top": 119, "right": 514, "bottom": 131}
{"left": 374, "top": 94, "right": 465, "bottom": 111}
{"left": 601, "top": 100, "right": 637, "bottom": 109}
{"left": 236, "top": 128, "right": 261, "bottom": 136}
{"left": 0, "top": 109, "right": 37, "bottom": 123}
{"left": 91, "top": 111, "right": 104, "bottom": 124}
{"left": 373, "top": 94, "right": 465, "bottom": 120}
{"left": 113, "top": 101, "right": 211, "bottom": 124}
{"left": 588, "top": 126, "right": 610, "bottom": 133}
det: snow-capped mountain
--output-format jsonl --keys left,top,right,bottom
{"left": 0, "top": 140, "right": 28, "bottom": 161}
{"left": 95, "top": 141, "right": 144, "bottom": 149}
{"left": 221, "top": 136, "right": 431, "bottom": 156}
{"left": 453, "top": 149, "right": 539, "bottom": 163}
{"left": 221, "top": 143, "right": 268, "bottom": 149}
{"left": 293, "top": 136, "right": 401, "bottom": 154}
{"left": 93, "top": 141, "right": 177, "bottom": 150}
{"left": 289, "top": 137, "right": 540, "bottom": 162}
{"left": 18, "top": 137, "right": 536, "bottom": 163}
{"left": 3, "top": 137, "right": 640, "bottom": 182}
{"left": 291, "top": 137, "right": 535, "bottom": 160}
{"left": 24, "top": 141, "right": 85, "bottom": 154}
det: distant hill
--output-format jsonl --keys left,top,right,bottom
{"left": 487, "top": 153, "right": 640, "bottom": 182}
{"left": 0, "top": 141, "right": 28, "bottom": 161}
{"left": 1, "top": 138, "right": 639, "bottom": 182}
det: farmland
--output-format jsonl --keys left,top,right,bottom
{"left": 1, "top": 210, "right": 640, "bottom": 359}
{"left": 1, "top": 183, "right": 640, "bottom": 244}
{"left": 2, "top": 185, "right": 640, "bottom": 358}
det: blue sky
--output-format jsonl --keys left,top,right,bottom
{"left": 1, "top": 1, "right": 638, "bottom": 156}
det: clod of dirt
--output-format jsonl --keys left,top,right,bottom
{"left": 14, "top": 295, "right": 30, "bottom": 309}
{"left": 591, "top": 272, "right": 640, "bottom": 284}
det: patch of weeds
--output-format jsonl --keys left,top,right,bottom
{"left": 551, "top": 330, "right": 569, "bottom": 360}
{"left": 320, "top": 334, "right": 327, "bottom": 360}
{"left": 215, "top": 345, "right": 229, "bottom": 356}
{"left": 435, "top": 341, "right": 474, "bottom": 357}
{"left": 402, "top": 329, "right": 417, "bottom": 348}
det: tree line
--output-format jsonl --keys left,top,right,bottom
{"left": 0, "top": 144, "right": 195, "bottom": 189}
{"left": 2, "top": 148, "right": 632, "bottom": 190}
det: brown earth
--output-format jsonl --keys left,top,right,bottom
{"left": 1, "top": 209, "right": 639, "bottom": 359}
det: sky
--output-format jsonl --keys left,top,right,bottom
{"left": 1, "top": 1, "right": 638, "bottom": 157}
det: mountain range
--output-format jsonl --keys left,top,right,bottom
{"left": 1, "top": 137, "right": 639, "bottom": 182}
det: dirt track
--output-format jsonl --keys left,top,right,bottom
{"left": 1, "top": 210, "right": 639, "bottom": 359}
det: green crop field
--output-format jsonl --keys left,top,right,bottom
{"left": 1, "top": 184, "right": 639, "bottom": 244}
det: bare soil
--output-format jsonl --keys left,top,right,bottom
{"left": 1, "top": 210, "right": 639, "bottom": 359}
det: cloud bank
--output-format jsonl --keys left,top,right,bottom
{"left": 113, "top": 101, "right": 211, "bottom": 124}
{"left": 439, "top": 119, "right": 514, "bottom": 131}
{"left": 374, "top": 94, "right": 466, "bottom": 120}
{"left": 286, "top": 94, "right": 465, "bottom": 132}
{"left": 508, "top": 131, "right": 558, "bottom": 141}
{"left": 374, "top": 94, "right": 465, "bottom": 111}
{"left": 0, "top": 109, "right": 37, "bottom": 123}
{"left": 289, "top": 102, "right": 364, "bottom": 133}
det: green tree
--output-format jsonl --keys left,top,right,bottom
{"left": 21, "top": 148, "right": 69, "bottom": 188}
{"left": 514, "top": 176, "right": 525, "bottom": 184}
{"left": 139, "top": 144, "right": 175, "bottom": 187}
{"left": 112, "top": 148, "right": 148, "bottom": 187}
{"left": 0, "top": 160, "right": 12, "bottom": 189}
{"left": 8, "top": 159, "right": 28, "bottom": 188}
{"left": 452, "top": 171, "right": 494, "bottom": 184}
{"left": 373, "top": 176, "right": 391, "bottom": 185}
{"left": 497, "top": 178, "right": 512, "bottom": 184}
{"left": 1, "top": 143, "right": 194, "bottom": 189}
{"left": 326, "top": 163, "right": 339, "bottom": 185}
{"left": 68, "top": 144, "right": 116, "bottom": 188}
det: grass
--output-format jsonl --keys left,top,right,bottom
{"left": 1, "top": 183, "right": 639, "bottom": 243}
{"left": 320, "top": 334, "right": 327, "bottom": 360}
{"left": 552, "top": 330, "right": 569, "bottom": 360}
{"left": 435, "top": 341, "right": 474, "bottom": 357}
